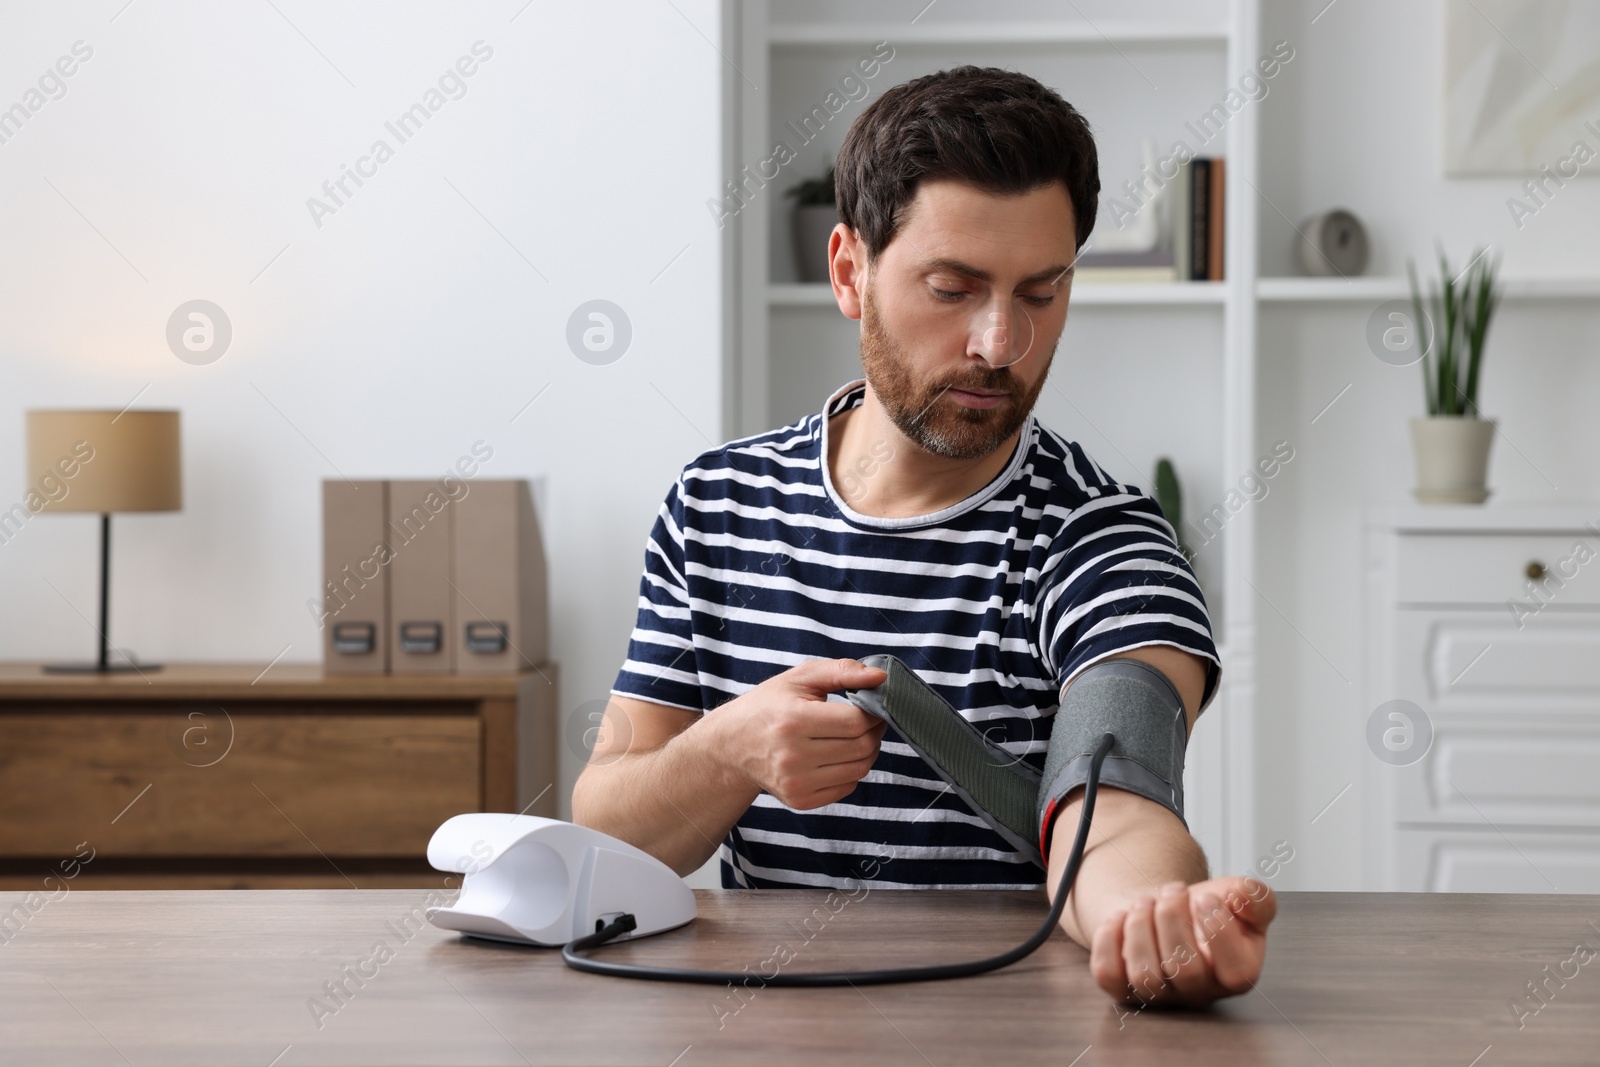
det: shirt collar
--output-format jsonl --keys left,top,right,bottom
{"left": 816, "top": 378, "right": 1034, "bottom": 531}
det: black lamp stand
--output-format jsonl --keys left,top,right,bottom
{"left": 43, "top": 513, "right": 162, "bottom": 674}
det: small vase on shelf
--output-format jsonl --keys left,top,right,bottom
{"left": 1409, "top": 416, "right": 1495, "bottom": 504}
{"left": 786, "top": 166, "right": 838, "bottom": 284}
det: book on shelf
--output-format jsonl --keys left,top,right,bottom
{"left": 1207, "top": 157, "right": 1226, "bottom": 282}
{"left": 1048, "top": 156, "right": 1228, "bottom": 286}
{"left": 1072, "top": 246, "right": 1178, "bottom": 284}
{"left": 1184, "top": 156, "right": 1226, "bottom": 281}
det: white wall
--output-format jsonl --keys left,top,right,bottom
{"left": 0, "top": 0, "right": 727, "bottom": 843}
{"left": 6, "top": 0, "right": 1597, "bottom": 897}
{"left": 1254, "top": 0, "right": 1600, "bottom": 889}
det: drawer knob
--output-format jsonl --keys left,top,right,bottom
{"left": 1525, "top": 560, "right": 1548, "bottom": 581}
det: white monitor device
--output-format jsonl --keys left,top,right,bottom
{"left": 425, "top": 814, "right": 697, "bottom": 947}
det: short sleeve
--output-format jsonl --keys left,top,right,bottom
{"left": 610, "top": 474, "right": 704, "bottom": 712}
{"left": 1036, "top": 490, "right": 1221, "bottom": 710}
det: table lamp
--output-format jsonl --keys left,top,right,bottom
{"left": 26, "top": 409, "right": 182, "bottom": 673}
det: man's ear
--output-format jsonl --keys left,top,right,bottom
{"left": 831, "top": 225, "right": 868, "bottom": 321}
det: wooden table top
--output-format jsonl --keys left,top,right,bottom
{"left": 2, "top": 887, "right": 1596, "bottom": 1065}
{"left": 0, "top": 662, "right": 547, "bottom": 700}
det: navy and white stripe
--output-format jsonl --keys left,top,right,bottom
{"left": 612, "top": 379, "right": 1220, "bottom": 890}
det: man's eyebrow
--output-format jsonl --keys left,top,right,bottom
{"left": 919, "top": 256, "right": 1074, "bottom": 285}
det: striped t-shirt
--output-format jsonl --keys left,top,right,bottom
{"left": 611, "top": 378, "right": 1220, "bottom": 890}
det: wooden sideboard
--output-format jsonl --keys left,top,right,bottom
{"left": 0, "top": 662, "right": 558, "bottom": 889}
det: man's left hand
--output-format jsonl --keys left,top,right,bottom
{"left": 1088, "top": 875, "right": 1276, "bottom": 1008}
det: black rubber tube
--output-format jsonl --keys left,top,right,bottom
{"left": 561, "top": 733, "right": 1115, "bottom": 987}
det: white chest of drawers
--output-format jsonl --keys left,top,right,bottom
{"left": 1364, "top": 505, "right": 1600, "bottom": 892}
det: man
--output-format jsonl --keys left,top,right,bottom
{"left": 572, "top": 65, "right": 1274, "bottom": 1007}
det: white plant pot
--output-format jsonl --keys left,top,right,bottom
{"left": 1410, "top": 416, "right": 1496, "bottom": 504}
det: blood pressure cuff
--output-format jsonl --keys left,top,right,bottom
{"left": 844, "top": 654, "right": 1187, "bottom": 871}
{"left": 1035, "top": 659, "right": 1188, "bottom": 865}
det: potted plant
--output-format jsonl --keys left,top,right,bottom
{"left": 1152, "top": 456, "right": 1196, "bottom": 562}
{"left": 786, "top": 166, "right": 838, "bottom": 284}
{"left": 1405, "top": 246, "right": 1501, "bottom": 504}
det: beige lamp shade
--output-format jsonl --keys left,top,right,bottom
{"left": 26, "top": 410, "right": 182, "bottom": 513}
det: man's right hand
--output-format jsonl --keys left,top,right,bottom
{"left": 705, "top": 658, "right": 889, "bottom": 810}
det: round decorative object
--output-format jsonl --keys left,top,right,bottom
{"left": 1296, "top": 208, "right": 1369, "bottom": 277}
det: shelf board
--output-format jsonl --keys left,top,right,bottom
{"left": 1364, "top": 501, "right": 1600, "bottom": 533}
{"left": 769, "top": 282, "right": 1226, "bottom": 308}
{"left": 1071, "top": 281, "right": 1227, "bottom": 305}
{"left": 768, "top": 283, "right": 836, "bottom": 307}
{"left": 775, "top": 275, "right": 1600, "bottom": 309}
{"left": 1258, "top": 276, "right": 1600, "bottom": 302}
{"left": 768, "top": 21, "right": 1228, "bottom": 47}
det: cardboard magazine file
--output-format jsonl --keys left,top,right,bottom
{"left": 451, "top": 479, "right": 549, "bottom": 672}
{"left": 387, "top": 478, "right": 456, "bottom": 674}
{"left": 321, "top": 480, "right": 390, "bottom": 675}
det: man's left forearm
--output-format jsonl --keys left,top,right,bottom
{"left": 1043, "top": 785, "right": 1208, "bottom": 949}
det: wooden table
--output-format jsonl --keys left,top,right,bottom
{"left": 0, "top": 663, "right": 558, "bottom": 889}
{"left": 2, "top": 888, "right": 1597, "bottom": 1065}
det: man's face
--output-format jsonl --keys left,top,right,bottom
{"left": 855, "top": 178, "right": 1076, "bottom": 461}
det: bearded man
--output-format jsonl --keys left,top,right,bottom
{"left": 573, "top": 64, "right": 1274, "bottom": 1008}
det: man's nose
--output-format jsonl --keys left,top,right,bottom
{"left": 972, "top": 303, "right": 1030, "bottom": 368}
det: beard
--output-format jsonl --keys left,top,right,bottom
{"left": 859, "top": 282, "right": 1051, "bottom": 461}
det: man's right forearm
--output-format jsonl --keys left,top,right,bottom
{"left": 571, "top": 715, "right": 761, "bottom": 877}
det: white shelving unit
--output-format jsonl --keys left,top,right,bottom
{"left": 767, "top": 274, "right": 1600, "bottom": 311}
{"left": 771, "top": 281, "right": 1230, "bottom": 307}
{"left": 725, "top": 0, "right": 1261, "bottom": 875}
{"left": 1257, "top": 276, "right": 1600, "bottom": 302}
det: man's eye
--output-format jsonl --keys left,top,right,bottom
{"left": 931, "top": 287, "right": 1054, "bottom": 306}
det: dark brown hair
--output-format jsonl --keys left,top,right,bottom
{"left": 835, "top": 65, "right": 1100, "bottom": 261}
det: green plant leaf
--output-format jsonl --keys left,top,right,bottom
{"left": 1408, "top": 257, "right": 1436, "bottom": 416}
{"left": 1461, "top": 248, "right": 1498, "bottom": 417}
{"left": 1151, "top": 457, "right": 1191, "bottom": 561}
{"left": 1438, "top": 247, "right": 1461, "bottom": 416}
{"left": 1411, "top": 245, "right": 1497, "bottom": 418}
